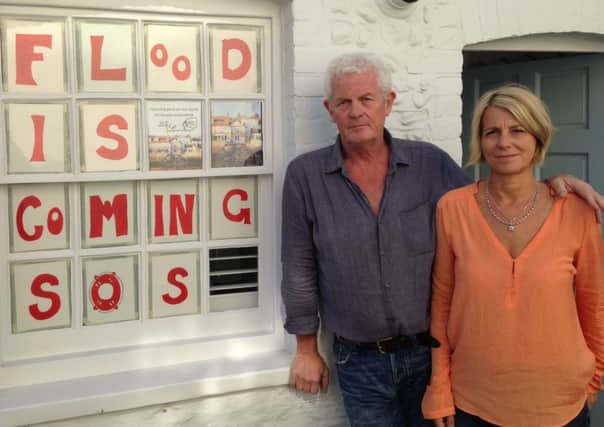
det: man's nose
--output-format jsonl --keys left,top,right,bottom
{"left": 348, "top": 100, "right": 363, "bottom": 116}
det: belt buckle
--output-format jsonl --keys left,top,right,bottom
{"left": 376, "top": 336, "right": 394, "bottom": 354}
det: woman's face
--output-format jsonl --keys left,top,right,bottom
{"left": 480, "top": 106, "right": 538, "bottom": 176}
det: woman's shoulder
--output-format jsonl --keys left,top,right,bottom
{"left": 557, "top": 192, "right": 598, "bottom": 222}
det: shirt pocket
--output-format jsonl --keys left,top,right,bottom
{"left": 399, "top": 201, "right": 435, "bottom": 303}
{"left": 398, "top": 200, "right": 435, "bottom": 256}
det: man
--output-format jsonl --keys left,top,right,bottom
{"left": 281, "top": 52, "right": 604, "bottom": 427}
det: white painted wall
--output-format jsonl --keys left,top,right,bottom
{"left": 287, "top": 0, "right": 604, "bottom": 164}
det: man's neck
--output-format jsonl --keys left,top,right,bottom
{"left": 341, "top": 137, "right": 389, "bottom": 165}
{"left": 341, "top": 136, "right": 390, "bottom": 216}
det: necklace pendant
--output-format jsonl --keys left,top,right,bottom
{"left": 507, "top": 224, "right": 515, "bottom": 232}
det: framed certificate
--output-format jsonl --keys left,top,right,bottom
{"left": 146, "top": 100, "right": 202, "bottom": 170}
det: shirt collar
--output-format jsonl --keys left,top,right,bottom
{"left": 323, "top": 129, "right": 410, "bottom": 174}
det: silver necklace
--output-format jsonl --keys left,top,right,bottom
{"left": 484, "top": 180, "right": 538, "bottom": 232}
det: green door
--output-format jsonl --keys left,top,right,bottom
{"left": 463, "top": 53, "right": 604, "bottom": 425}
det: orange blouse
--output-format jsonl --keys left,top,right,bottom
{"left": 422, "top": 183, "right": 604, "bottom": 426}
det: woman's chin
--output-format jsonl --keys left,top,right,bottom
{"left": 487, "top": 165, "right": 534, "bottom": 177}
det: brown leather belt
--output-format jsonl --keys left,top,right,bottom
{"left": 336, "top": 332, "right": 440, "bottom": 354}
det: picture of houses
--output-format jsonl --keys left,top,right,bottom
{"left": 146, "top": 101, "right": 203, "bottom": 170}
{"left": 211, "top": 101, "right": 263, "bottom": 167}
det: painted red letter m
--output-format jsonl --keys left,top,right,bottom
{"left": 89, "top": 194, "right": 128, "bottom": 238}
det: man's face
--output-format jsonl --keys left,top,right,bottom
{"left": 324, "top": 70, "right": 395, "bottom": 147}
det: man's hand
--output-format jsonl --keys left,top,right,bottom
{"left": 433, "top": 415, "right": 455, "bottom": 427}
{"left": 289, "top": 335, "right": 329, "bottom": 394}
{"left": 547, "top": 174, "right": 604, "bottom": 223}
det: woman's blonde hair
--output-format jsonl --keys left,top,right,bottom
{"left": 466, "top": 84, "right": 554, "bottom": 167}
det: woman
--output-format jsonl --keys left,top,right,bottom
{"left": 422, "top": 84, "right": 604, "bottom": 426}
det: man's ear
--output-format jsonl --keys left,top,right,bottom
{"left": 323, "top": 99, "right": 334, "bottom": 122}
{"left": 385, "top": 91, "right": 396, "bottom": 114}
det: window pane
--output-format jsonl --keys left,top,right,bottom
{"left": 75, "top": 20, "right": 137, "bottom": 93}
{"left": 6, "top": 102, "right": 70, "bottom": 173}
{"left": 11, "top": 259, "right": 72, "bottom": 333}
{"left": 209, "top": 246, "right": 258, "bottom": 312}
{"left": 146, "top": 100, "right": 203, "bottom": 170}
{"left": 81, "top": 181, "right": 138, "bottom": 248}
{"left": 9, "top": 183, "right": 70, "bottom": 252}
{"left": 82, "top": 254, "right": 139, "bottom": 325}
{"left": 148, "top": 179, "right": 199, "bottom": 243}
{"left": 209, "top": 176, "right": 257, "bottom": 240}
{"left": 149, "top": 251, "right": 200, "bottom": 319}
{"left": 210, "top": 100, "right": 263, "bottom": 168}
{"left": 145, "top": 24, "right": 200, "bottom": 93}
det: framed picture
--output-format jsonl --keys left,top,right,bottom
{"left": 210, "top": 100, "right": 263, "bottom": 168}
{"left": 1, "top": 18, "right": 66, "bottom": 93}
{"left": 9, "top": 183, "right": 69, "bottom": 253}
{"left": 146, "top": 100, "right": 202, "bottom": 170}
{"left": 6, "top": 102, "right": 70, "bottom": 173}
{"left": 75, "top": 20, "right": 136, "bottom": 92}
{"left": 82, "top": 254, "right": 139, "bottom": 325}
{"left": 145, "top": 24, "right": 200, "bottom": 93}
{"left": 209, "top": 25, "right": 262, "bottom": 93}
{"left": 11, "top": 259, "right": 72, "bottom": 333}
{"left": 79, "top": 101, "right": 139, "bottom": 172}
{"left": 149, "top": 251, "right": 200, "bottom": 318}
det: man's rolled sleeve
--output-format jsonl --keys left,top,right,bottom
{"left": 281, "top": 161, "right": 320, "bottom": 335}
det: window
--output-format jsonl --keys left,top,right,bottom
{"left": 0, "top": 4, "right": 280, "bottom": 368}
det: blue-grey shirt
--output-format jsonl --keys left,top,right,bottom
{"left": 281, "top": 130, "right": 471, "bottom": 341}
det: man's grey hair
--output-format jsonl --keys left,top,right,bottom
{"left": 324, "top": 52, "right": 393, "bottom": 100}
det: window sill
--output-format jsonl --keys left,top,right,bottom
{"left": 0, "top": 349, "right": 291, "bottom": 425}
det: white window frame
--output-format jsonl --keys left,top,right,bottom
{"left": 0, "top": 1, "right": 285, "bottom": 390}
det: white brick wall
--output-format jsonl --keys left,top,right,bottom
{"left": 287, "top": 0, "right": 604, "bottom": 164}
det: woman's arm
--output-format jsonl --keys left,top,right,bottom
{"left": 422, "top": 202, "right": 457, "bottom": 422}
{"left": 574, "top": 208, "right": 604, "bottom": 402}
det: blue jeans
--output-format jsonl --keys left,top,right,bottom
{"left": 333, "top": 337, "right": 433, "bottom": 427}
{"left": 455, "top": 405, "right": 590, "bottom": 427}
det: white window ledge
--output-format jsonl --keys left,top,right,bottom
{"left": 0, "top": 350, "right": 291, "bottom": 425}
